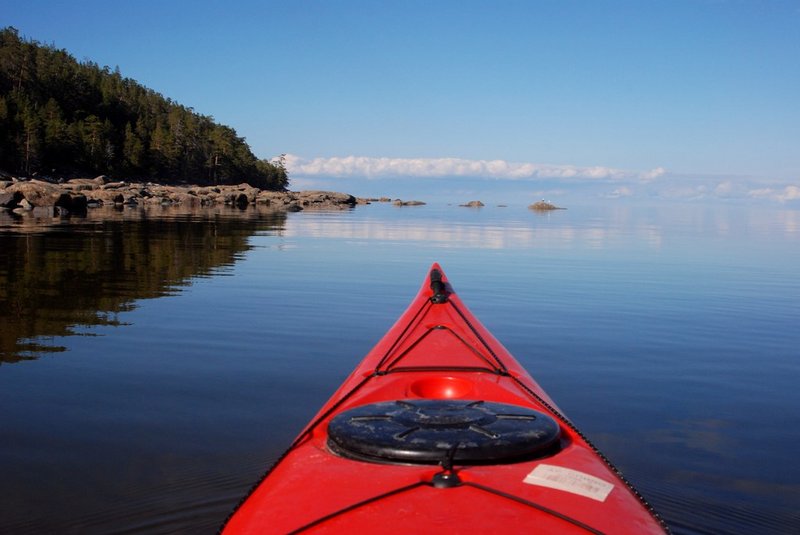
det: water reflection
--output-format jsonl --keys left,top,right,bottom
{"left": 0, "top": 202, "right": 798, "bottom": 533}
{"left": 0, "top": 206, "right": 287, "bottom": 363}
{"left": 278, "top": 204, "right": 800, "bottom": 250}
{"left": 3, "top": 203, "right": 797, "bottom": 364}
{"left": 281, "top": 210, "right": 660, "bottom": 250}
{"left": 281, "top": 205, "right": 667, "bottom": 250}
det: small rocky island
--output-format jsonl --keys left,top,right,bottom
{"left": 528, "top": 200, "right": 565, "bottom": 211}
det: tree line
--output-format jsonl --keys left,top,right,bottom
{"left": 0, "top": 27, "right": 287, "bottom": 190}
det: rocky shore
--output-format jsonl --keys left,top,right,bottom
{"left": 0, "top": 176, "right": 363, "bottom": 216}
{"left": 1, "top": 175, "right": 568, "bottom": 220}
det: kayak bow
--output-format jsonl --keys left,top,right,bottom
{"left": 223, "top": 264, "right": 667, "bottom": 534}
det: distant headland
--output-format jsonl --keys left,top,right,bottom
{"left": 0, "top": 28, "right": 567, "bottom": 219}
{"left": 0, "top": 28, "right": 287, "bottom": 192}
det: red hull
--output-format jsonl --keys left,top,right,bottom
{"left": 223, "top": 264, "right": 667, "bottom": 534}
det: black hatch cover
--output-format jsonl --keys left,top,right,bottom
{"left": 327, "top": 399, "right": 561, "bottom": 464}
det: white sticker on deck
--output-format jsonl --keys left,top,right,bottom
{"left": 523, "top": 464, "right": 614, "bottom": 502}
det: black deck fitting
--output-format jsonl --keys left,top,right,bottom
{"left": 430, "top": 269, "right": 448, "bottom": 304}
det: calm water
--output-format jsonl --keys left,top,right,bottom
{"left": 1, "top": 202, "right": 799, "bottom": 534}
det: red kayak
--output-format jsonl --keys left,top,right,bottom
{"left": 223, "top": 264, "right": 668, "bottom": 533}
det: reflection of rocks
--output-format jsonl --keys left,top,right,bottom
{"left": 0, "top": 203, "right": 298, "bottom": 232}
{"left": 0, "top": 177, "right": 358, "bottom": 216}
{"left": 529, "top": 201, "right": 565, "bottom": 211}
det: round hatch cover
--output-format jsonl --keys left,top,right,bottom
{"left": 327, "top": 399, "right": 561, "bottom": 464}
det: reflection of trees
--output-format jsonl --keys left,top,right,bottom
{"left": 0, "top": 208, "right": 287, "bottom": 363}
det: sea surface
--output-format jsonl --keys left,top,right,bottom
{"left": 1, "top": 201, "right": 799, "bottom": 534}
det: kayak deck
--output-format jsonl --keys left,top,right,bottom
{"left": 223, "top": 264, "right": 667, "bottom": 534}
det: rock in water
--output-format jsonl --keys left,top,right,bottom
{"left": 528, "top": 201, "right": 563, "bottom": 211}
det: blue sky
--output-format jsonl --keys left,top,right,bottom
{"left": 2, "top": 0, "right": 799, "bottom": 204}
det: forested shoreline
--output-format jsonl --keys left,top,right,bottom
{"left": 0, "top": 27, "right": 287, "bottom": 190}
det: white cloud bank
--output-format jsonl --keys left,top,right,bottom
{"left": 748, "top": 185, "right": 800, "bottom": 203}
{"left": 284, "top": 154, "right": 666, "bottom": 182}
{"left": 280, "top": 154, "right": 797, "bottom": 204}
